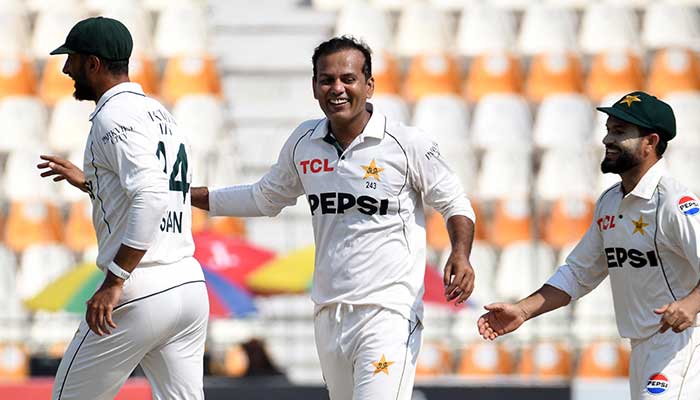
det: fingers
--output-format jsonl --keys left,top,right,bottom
{"left": 484, "top": 303, "right": 504, "bottom": 312}
{"left": 54, "top": 176, "right": 66, "bottom": 182}
{"left": 445, "top": 266, "right": 465, "bottom": 301}
{"left": 659, "top": 321, "right": 671, "bottom": 334}
{"left": 654, "top": 304, "right": 669, "bottom": 315}
{"left": 105, "top": 306, "right": 117, "bottom": 330}
{"left": 477, "top": 314, "right": 497, "bottom": 340}
{"left": 86, "top": 301, "right": 103, "bottom": 336}
{"left": 443, "top": 263, "right": 453, "bottom": 288}
{"left": 673, "top": 321, "right": 692, "bottom": 333}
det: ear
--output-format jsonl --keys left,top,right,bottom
{"left": 644, "top": 133, "right": 660, "bottom": 156}
{"left": 86, "top": 55, "right": 101, "bottom": 74}
{"left": 311, "top": 76, "right": 318, "bottom": 100}
{"left": 366, "top": 76, "right": 374, "bottom": 99}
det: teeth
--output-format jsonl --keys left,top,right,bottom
{"left": 330, "top": 99, "right": 348, "bottom": 105}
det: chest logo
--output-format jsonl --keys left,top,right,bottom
{"left": 362, "top": 159, "right": 384, "bottom": 181}
{"left": 596, "top": 215, "right": 616, "bottom": 231}
{"left": 632, "top": 215, "right": 649, "bottom": 235}
{"left": 299, "top": 159, "right": 334, "bottom": 174}
{"left": 678, "top": 196, "right": 700, "bottom": 216}
{"left": 372, "top": 354, "right": 394, "bottom": 376}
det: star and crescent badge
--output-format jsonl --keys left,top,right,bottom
{"left": 372, "top": 354, "right": 394, "bottom": 376}
{"left": 362, "top": 159, "right": 384, "bottom": 181}
{"left": 619, "top": 94, "right": 641, "bottom": 108}
{"left": 632, "top": 215, "right": 649, "bottom": 235}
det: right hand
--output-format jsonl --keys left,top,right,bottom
{"left": 477, "top": 303, "right": 528, "bottom": 341}
{"left": 37, "top": 154, "right": 87, "bottom": 192}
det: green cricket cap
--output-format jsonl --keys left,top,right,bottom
{"left": 596, "top": 91, "right": 676, "bottom": 141}
{"left": 50, "top": 16, "right": 132, "bottom": 61}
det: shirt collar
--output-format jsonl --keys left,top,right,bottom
{"left": 89, "top": 82, "right": 145, "bottom": 121}
{"left": 310, "top": 102, "right": 386, "bottom": 142}
{"left": 626, "top": 159, "right": 667, "bottom": 200}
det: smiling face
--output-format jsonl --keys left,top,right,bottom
{"left": 312, "top": 49, "right": 374, "bottom": 130}
{"left": 601, "top": 116, "right": 657, "bottom": 174}
{"left": 62, "top": 53, "right": 98, "bottom": 101}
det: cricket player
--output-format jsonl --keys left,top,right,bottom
{"left": 478, "top": 91, "right": 700, "bottom": 399}
{"left": 190, "top": 36, "right": 476, "bottom": 399}
{"left": 37, "top": 17, "right": 208, "bottom": 399}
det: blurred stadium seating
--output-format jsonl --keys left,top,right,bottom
{"left": 4, "top": 0, "right": 699, "bottom": 394}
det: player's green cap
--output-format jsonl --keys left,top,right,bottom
{"left": 50, "top": 16, "right": 132, "bottom": 61}
{"left": 596, "top": 91, "right": 676, "bottom": 141}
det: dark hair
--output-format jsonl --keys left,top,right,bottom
{"left": 312, "top": 35, "right": 372, "bottom": 80}
{"left": 101, "top": 57, "right": 129, "bottom": 76}
{"left": 639, "top": 127, "right": 668, "bottom": 157}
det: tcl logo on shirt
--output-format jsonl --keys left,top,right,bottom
{"left": 597, "top": 215, "right": 617, "bottom": 231}
{"left": 299, "top": 159, "right": 334, "bottom": 174}
{"left": 605, "top": 247, "right": 659, "bottom": 268}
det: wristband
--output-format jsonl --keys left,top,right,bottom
{"left": 107, "top": 261, "right": 131, "bottom": 280}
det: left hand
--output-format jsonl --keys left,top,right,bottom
{"left": 443, "top": 251, "right": 474, "bottom": 305}
{"left": 654, "top": 297, "right": 700, "bottom": 333}
{"left": 86, "top": 276, "right": 123, "bottom": 336}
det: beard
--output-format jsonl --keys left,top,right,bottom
{"left": 600, "top": 146, "right": 642, "bottom": 174}
{"left": 71, "top": 66, "right": 97, "bottom": 101}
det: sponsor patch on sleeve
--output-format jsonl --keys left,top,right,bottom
{"left": 678, "top": 196, "right": 700, "bottom": 216}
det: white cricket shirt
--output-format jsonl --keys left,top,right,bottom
{"left": 210, "top": 106, "right": 474, "bottom": 320}
{"left": 83, "top": 82, "right": 202, "bottom": 284}
{"left": 548, "top": 160, "right": 700, "bottom": 339}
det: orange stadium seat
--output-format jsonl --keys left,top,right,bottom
{"left": 191, "top": 207, "right": 209, "bottom": 234}
{"left": 4, "top": 201, "right": 63, "bottom": 252}
{"left": 647, "top": 48, "right": 700, "bottom": 98}
{"left": 0, "top": 56, "right": 37, "bottom": 98}
{"left": 489, "top": 198, "right": 533, "bottom": 248}
{"left": 403, "top": 53, "right": 461, "bottom": 103}
{"left": 576, "top": 340, "right": 629, "bottom": 378}
{"left": 210, "top": 217, "right": 247, "bottom": 237}
{"left": 129, "top": 55, "right": 159, "bottom": 96}
{"left": 416, "top": 342, "right": 453, "bottom": 377}
{"left": 586, "top": 52, "right": 644, "bottom": 103}
{"left": 464, "top": 53, "right": 522, "bottom": 103}
{"left": 0, "top": 343, "right": 29, "bottom": 381}
{"left": 543, "top": 197, "right": 594, "bottom": 248}
{"left": 160, "top": 54, "right": 222, "bottom": 104}
{"left": 64, "top": 199, "right": 97, "bottom": 253}
{"left": 525, "top": 52, "right": 583, "bottom": 102}
{"left": 427, "top": 201, "right": 487, "bottom": 251}
{"left": 39, "top": 55, "right": 74, "bottom": 106}
{"left": 210, "top": 344, "right": 249, "bottom": 377}
{"left": 457, "top": 342, "right": 514, "bottom": 376}
{"left": 517, "top": 341, "right": 572, "bottom": 378}
{"left": 371, "top": 51, "right": 401, "bottom": 96}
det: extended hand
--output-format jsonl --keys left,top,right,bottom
{"left": 86, "top": 279, "right": 123, "bottom": 336}
{"left": 477, "top": 303, "right": 528, "bottom": 340}
{"left": 37, "top": 154, "right": 87, "bottom": 192}
{"left": 443, "top": 251, "right": 474, "bottom": 305}
{"left": 654, "top": 298, "right": 700, "bottom": 333}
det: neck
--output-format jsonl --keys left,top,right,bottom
{"left": 619, "top": 158, "right": 659, "bottom": 195}
{"left": 329, "top": 108, "right": 371, "bottom": 148}
{"left": 94, "top": 75, "right": 131, "bottom": 104}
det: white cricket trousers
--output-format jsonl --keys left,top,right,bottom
{"left": 51, "top": 261, "right": 208, "bottom": 400}
{"left": 314, "top": 304, "right": 422, "bottom": 400}
{"left": 629, "top": 326, "right": 700, "bottom": 400}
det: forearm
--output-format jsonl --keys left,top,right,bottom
{"left": 517, "top": 284, "right": 572, "bottom": 321}
{"left": 446, "top": 215, "right": 474, "bottom": 256}
{"left": 191, "top": 186, "right": 210, "bottom": 211}
{"left": 104, "top": 244, "right": 147, "bottom": 285}
{"left": 680, "top": 282, "right": 700, "bottom": 313}
{"left": 209, "top": 184, "right": 266, "bottom": 217}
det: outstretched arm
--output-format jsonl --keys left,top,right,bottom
{"left": 191, "top": 186, "right": 210, "bottom": 211}
{"left": 477, "top": 284, "right": 571, "bottom": 340}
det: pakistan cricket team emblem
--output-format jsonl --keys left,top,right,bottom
{"left": 372, "top": 354, "right": 394, "bottom": 376}
{"left": 361, "top": 159, "right": 384, "bottom": 181}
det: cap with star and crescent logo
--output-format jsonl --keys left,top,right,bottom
{"left": 596, "top": 91, "right": 676, "bottom": 141}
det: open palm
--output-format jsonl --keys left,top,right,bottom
{"left": 477, "top": 303, "right": 527, "bottom": 340}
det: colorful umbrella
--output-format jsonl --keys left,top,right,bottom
{"left": 24, "top": 262, "right": 102, "bottom": 313}
{"left": 26, "top": 261, "right": 258, "bottom": 318}
{"left": 203, "top": 268, "right": 257, "bottom": 318}
{"left": 246, "top": 246, "right": 462, "bottom": 310}
{"left": 193, "top": 231, "right": 275, "bottom": 288}
{"left": 245, "top": 245, "right": 315, "bottom": 294}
